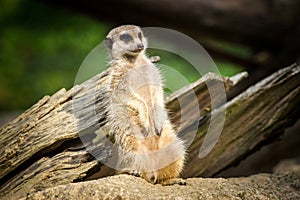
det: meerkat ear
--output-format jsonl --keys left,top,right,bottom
{"left": 105, "top": 37, "right": 113, "bottom": 50}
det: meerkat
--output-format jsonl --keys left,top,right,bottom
{"left": 102, "top": 25, "right": 186, "bottom": 185}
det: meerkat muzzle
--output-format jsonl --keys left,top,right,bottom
{"left": 131, "top": 44, "right": 144, "bottom": 53}
{"left": 137, "top": 43, "right": 144, "bottom": 50}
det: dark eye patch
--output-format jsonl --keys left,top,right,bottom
{"left": 120, "top": 34, "right": 133, "bottom": 42}
{"left": 138, "top": 32, "right": 143, "bottom": 40}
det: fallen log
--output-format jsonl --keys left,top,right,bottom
{"left": 0, "top": 64, "right": 299, "bottom": 199}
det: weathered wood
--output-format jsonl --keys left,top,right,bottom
{"left": 167, "top": 72, "right": 248, "bottom": 131}
{"left": 183, "top": 64, "right": 300, "bottom": 177}
{"left": 0, "top": 71, "right": 108, "bottom": 181}
{"left": 0, "top": 139, "right": 112, "bottom": 200}
{"left": 0, "top": 149, "right": 98, "bottom": 200}
{"left": 0, "top": 63, "right": 299, "bottom": 200}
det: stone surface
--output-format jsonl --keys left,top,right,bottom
{"left": 24, "top": 173, "right": 300, "bottom": 200}
{"left": 274, "top": 157, "right": 300, "bottom": 178}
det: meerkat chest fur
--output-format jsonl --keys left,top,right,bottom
{"left": 109, "top": 53, "right": 165, "bottom": 139}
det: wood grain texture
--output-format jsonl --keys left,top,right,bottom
{"left": 1, "top": 150, "right": 98, "bottom": 200}
{"left": 183, "top": 64, "right": 300, "bottom": 177}
{"left": 0, "top": 71, "right": 108, "bottom": 181}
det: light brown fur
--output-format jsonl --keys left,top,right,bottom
{"left": 103, "top": 25, "right": 186, "bottom": 185}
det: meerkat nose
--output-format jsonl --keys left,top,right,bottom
{"left": 137, "top": 43, "right": 144, "bottom": 50}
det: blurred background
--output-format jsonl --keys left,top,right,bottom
{"left": 0, "top": 0, "right": 299, "bottom": 176}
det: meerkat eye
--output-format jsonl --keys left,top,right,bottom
{"left": 120, "top": 34, "right": 133, "bottom": 42}
{"left": 138, "top": 32, "right": 143, "bottom": 40}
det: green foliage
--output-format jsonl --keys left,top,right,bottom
{"left": 0, "top": 0, "right": 109, "bottom": 110}
{"left": 216, "top": 60, "right": 245, "bottom": 77}
{"left": 0, "top": 0, "right": 245, "bottom": 111}
{"left": 203, "top": 39, "right": 252, "bottom": 60}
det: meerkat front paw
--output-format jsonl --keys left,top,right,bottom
{"left": 149, "top": 56, "right": 160, "bottom": 63}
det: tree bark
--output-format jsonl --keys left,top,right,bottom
{"left": 0, "top": 64, "right": 299, "bottom": 199}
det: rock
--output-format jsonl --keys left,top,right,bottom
{"left": 24, "top": 173, "right": 300, "bottom": 200}
{"left": 274, "top": 157, "right": 300, "bottom": 177}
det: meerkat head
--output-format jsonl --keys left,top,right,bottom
{"left": 105, "top": 25, "right": 148, "bottom": 60}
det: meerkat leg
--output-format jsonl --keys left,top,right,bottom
{"left": 155, "top": 138, "right": 186, "bottom": 186}
{"left": 139, "top": 154, "right": 185, "bottom": 185}
{"left": 156, "top": 157, "right": 186, "bottom": 186}
{"left": 126, "top": 97, "right": 150, "bottom": 136}
{"left": 141, "top": 165, "right": 186, "bottom": 186}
